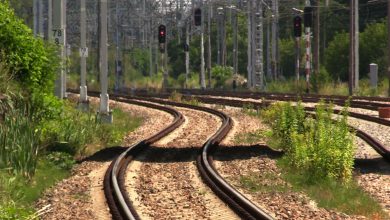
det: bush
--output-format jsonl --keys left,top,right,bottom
{"left": 212, "top": 65, "right": 233, "bottom": 88}
{"left": 262, "top": 101, "right": 355, "bottom": 183}
{"left": 0, "top": 2, "right": 61, "bottom": 121}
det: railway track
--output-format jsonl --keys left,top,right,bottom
{"left": 79, "top": 91, "right": 274, "bottom": 220}
{"left": 126, "top": 90, "right": 390, "bottom": 162}
{"left": 74, "top": 89, "right": 389, "bottom": 219}
{"left": 103, "top": 98, "right": 185, "bottom": 220}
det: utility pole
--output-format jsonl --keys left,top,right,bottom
{"left": 354, "top": 0, "right": 359, "bottom": 91}
{"left": 48, "top": 0, "right": 52, "bottom": 41}
{"left": 38, "top": 0, "right": 44, "bottom": 37}
{"left": 217, "top": 7, "right": 222, "bottom": 65}
{"left": 271, "top": 0, "right": 279, "bottom": 80}
{"left": 221, "top": 7, "right": 227, "bottom": 67}
{"left": 247, "top": 0, "right": 253, "bottom": 88}
{"left": 207, "top": 2, "right": 212, "bottom": 88}
{"left": 349, "top": 0, "right": 359, "bottom": 95}
{"left": 114, "top": 0, "right": 121, "bottom": 91}
{"left": 63, "top": 0, "right": 68, "bottom": 99}
{"left": 313, "top": 0, "right": 320, "bottom": 77}
{"left": 200, "top": 3, "right": 206, "bottom": 89}
{"left": 149, "top": 18, "right": 153, "bottom": 77}
{"left": 79, "top": 0, "right": 89, "bottom": 110}
{"left": 233, "top": 5, "right": 238, "bottom": 77}
{"left": 52, "top": 0, "right": 66, "bottom": 99}
{"left": 185, "top": 21, "right": 190, "bottom": 88}
{"left": 304, "top": 1, "right": 312, "bottom": 93}
{"left": 99, "top": 0, "right": 112, "bottom": 122}
{"left": 253, "top": 1, "right": 264, "bottom": 90}
{"left": 266, "top": 9, "right": 272, "bottom": 79}
{"left": 33, "top": 0, "right": 38, "bottom": 37}
{"left": 388, "top": 0, "right": 390, "bottom": 96}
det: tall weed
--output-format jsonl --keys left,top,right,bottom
{"left": 262, "top": 101, "right": 355, "bottom": 183}
{"left": 0, "top": 105, "right": 39, "bottom": 178}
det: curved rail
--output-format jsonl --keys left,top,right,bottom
{"left": 101, "top": 97, "right": 185, "bottom": 220}
{"left": 130, "top": 92, "right": 390, "bottom": 162}
{"left": 111, "top": 93, "right": 274, "bottom": 219}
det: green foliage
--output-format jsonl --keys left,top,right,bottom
{"left": 310, "top": 66, "right": 332, "bottom": 93}
{"left": 280, "top": 161, "right": 388, "bottom": 219}
{"left": 0, "top": 105, "right": 40, "bottom": 179}
{"left": 262, "top": 101, "right": 354, "bottom": 183}
{"left": 0, "top": 2, "right": 61, "bottom": 121}
{"left": 359, "top": 21, "right": 388, "bottom": 79}
{"left": 212, "top": 65, "right": 233, "bottom": 88}
{"left": 0, "top": 158, "right": 70, "bottom": 219}
{"left": 324, "top": 31, "right": 350, "bottom": 81}
{"left": 46, "top": 152, "right": 75, "bottom": 170}
{"left": 325, "top": 21, "right": 388, "bottom": 82}
{"left": 234, "top": 130, "right": 265, "bottom": 145}
{"left": 40, "top": 103, "right": 142, "bottom": 157}
{"left": 261, "top": 101, "right": 306, "bottom": 152}
{"left": 0, "top": 202, "right": 36, "bottom": 220}
{"left": 279, "top": 38, "right": 304, "bottom": 79}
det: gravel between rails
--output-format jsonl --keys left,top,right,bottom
{"left": 36, "top": 96, "right": 172, "bottom": 220}
{"left": 126, "top": 107, "right": 239, "bottom": 220}
{"left": 212, "top": 106, "right": 381, "bottom": 220}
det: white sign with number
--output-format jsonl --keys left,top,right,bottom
{"left": 79, "top": 47, "right": 89, "bottom": 57}
{"left": 52, "top": 29, "right": 65, "bottom": 46}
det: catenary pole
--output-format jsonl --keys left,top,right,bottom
{"left": 349, "top": 0, "right": 355, "bottom": 95}
{"left": 48, "top": 0, "right": 52, "bottom": 41}
{"left": 52, "top": 0, "right": 66, "bottom": 99}
{"left": 207, "top": 1, "right": 212, "bottom": 88}
{"left": 305, "top": 0, "right": 312, "bottom": 93}
{"left": 200, "top": 1, "right": 206, "bottom": 89}
{"left": 99, "top": 0, "right": 112, "bottom": 122}
{"left": 354, "top": 0, "right": 359, "bottom": 90}
{"left": 185, "top": 20, "right": 190, "bottom": 88}
{"left": 247, "top": 0, "right": 252, "bottom": 88}
{"left": 79, "top": 0, "right": 89, "bottom": 108}
{"left": 388, "top": 0, "right": 390, "bottom": 96}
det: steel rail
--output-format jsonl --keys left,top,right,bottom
{"left": 130, "top": 92, "right": 390, "bottom": 162}
{"left": 111, "top": 93, "right": 275, "bottom": 219}
{"left": 81, "top": 93, "right": 185, "bottom": 220}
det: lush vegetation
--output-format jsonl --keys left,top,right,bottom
{"left": 262, "top": 101, "right": 354, "bottom": 182}
{"left": 0, "top": 2, "right": 143, "bottom": 218}
{"left": 234, "top": 101, "right": 387, "bottom": 218}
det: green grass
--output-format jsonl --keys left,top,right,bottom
{"left": 278, "top": 159, "right": 388, "bottom": 219}
{"left": 0, "top": 159, "right": 69, "bottom": 206}
{"left": 0, "top": 158, "right": 70, "bottom": 219}
{"left": 234, "top": 130, "right": 266, "bottom": 145}
{"left": 240, "top": 172, "right": 288, "bottom": 193}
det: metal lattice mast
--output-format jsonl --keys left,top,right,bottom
{"left": 253, "top": 0, "right": 264, "bottom": 90}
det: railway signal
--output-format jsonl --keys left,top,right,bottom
{"left": 194, "top": 8, "right": 202, "bottom": 26}
{"left": 293, "top": 16, "right": 302, "bottom": 37}
{"left": 158, "top": 24, "right": 166, "bottom": 44}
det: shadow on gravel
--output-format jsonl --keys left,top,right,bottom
{"left": 132, "top": 144, "right": 283, "bottom": 163}
{"left": 78, "top": 146, "right": 127, "bottom": 163}
{"left": 354, "top": 158, "right": 390, "bottom": 175}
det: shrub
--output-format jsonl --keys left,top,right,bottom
{"left": 212, "top": 65, "right": 233, "bottom": 88}
{"left": 262, "top": 101, "right": 355, "bottom": 183}
{"left": 0, "top": 2, "right": 61, "bottom": 121}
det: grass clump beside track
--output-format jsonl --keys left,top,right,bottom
{"left": 248, "top": 101, "right": 389, "bottom": 219}
{"left": 0, "top": 101, "right": 142, "bottom": 219}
